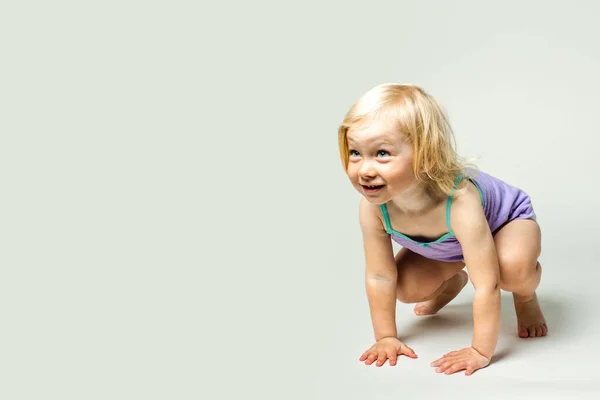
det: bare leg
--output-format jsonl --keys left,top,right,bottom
{"left": 394, "top": 248, "right": 466, "bottom": 315}
{"left": 512, "top": 262, "right": 547, "bottom": 337}
{"left": 494, "top": 219, "right": 548, "bottom": 338}
{"left": 414, "top": 270, "right": 469, "bottom": 315}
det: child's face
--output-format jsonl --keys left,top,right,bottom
{"left": 346, "top": 119, "right": 418, "bottom": 204}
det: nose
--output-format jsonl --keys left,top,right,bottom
{"left": 359, "top": 159, "right": 377, "bottom": 179}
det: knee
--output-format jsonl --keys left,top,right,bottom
{"left": 499, "top": 255, "right": 541, "bottom": 290}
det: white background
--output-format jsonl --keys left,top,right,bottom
{"left": 2, "top": 0, "right": 599, "bottom": 399}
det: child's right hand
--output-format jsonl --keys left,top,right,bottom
{"left": 359, "top": 337, "right": 418, "bottom": 367}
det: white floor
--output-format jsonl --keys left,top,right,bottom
{"left": 312, "top": 255, "right": 600, "bottom": 399}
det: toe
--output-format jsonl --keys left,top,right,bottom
{"left": 527, "top": 327, "right": 536, "bottom": 337}
{"left": 535, "top": 326, "right": 542, "bottom": 337}
{"left": 414, "top": 305, "right": 435, "bottom": 316}
{"left": 519, "top": 327, "right": 529, "bottom": 338}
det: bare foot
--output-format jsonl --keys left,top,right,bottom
{"left": 414, "top": 270, "right": 469, "bottom": 316}
{"left": 513, "top": 292, "right": 548, "bottom": 338}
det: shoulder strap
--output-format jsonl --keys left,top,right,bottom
{"left": 445, "top": 173, "right": 464, "bottom": 235}
{"left": 379, "top": 204, "right": 393, "bottom": 234}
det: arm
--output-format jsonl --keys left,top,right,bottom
{"left": 451, "top": 189, "right": 501, "bottom": 360}
{"left": 359, "top": 197, "right": 398, "bottom": 340}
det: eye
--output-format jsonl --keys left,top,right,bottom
{"left": 377, "top": 150, "right": 390, "bottom": 157}
{"left": 349, "top": 150, "right": 360, "bottom": 157}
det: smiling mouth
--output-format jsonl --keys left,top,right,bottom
{"left": 362, "top": 184, "right": 385, "bottom": 191}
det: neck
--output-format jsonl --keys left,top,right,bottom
{"left": 387, "top": 182, "right": 445, "bottom": 216}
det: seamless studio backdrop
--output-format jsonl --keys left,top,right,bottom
{"left": 2, "top": 1, "right": 600, "bottom": 399}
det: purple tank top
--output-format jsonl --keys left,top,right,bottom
{"left": 380, "top": 169, "right": 536, "bottom": 262}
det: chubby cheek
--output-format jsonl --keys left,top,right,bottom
{"left": 388, "top": 174, "right": 418, "bottom": 195}
{"left": 385, "top": 160, "right": 413, "bottom": 179}
{"left": 346, "top": 166, "right": 359, "bottom": 185}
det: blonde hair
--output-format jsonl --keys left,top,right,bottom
{"left": 337, "top": 83, "right": 478, "bottom": 197}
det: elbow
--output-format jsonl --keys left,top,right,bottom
{"left": 366, "top": 269, "right": 397, "bottom": 286}
{"left": 366, "top": 273, "right": 396, "bottom": 284}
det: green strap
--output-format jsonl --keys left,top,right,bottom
{"left": 380, "top": 172, "right": 483, "bottom": 243}
{"left": 445, "top": 173, "right": 464, "bottom": 236}
{"left": 380, "top": 204, "right": 393, "bottom": 234}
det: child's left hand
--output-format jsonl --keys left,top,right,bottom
{"left": 430, "top": 347, "right": 490, "bottom": 376}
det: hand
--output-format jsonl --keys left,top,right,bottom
{"left": 430, "top": 347, "right": 490, "bottom": 375}
{"left": 359, "top": 337, "right": 418, "bottom": 367}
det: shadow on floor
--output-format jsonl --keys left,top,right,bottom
{"left": 396, "top": 291, "right": 575, "bottom": 363}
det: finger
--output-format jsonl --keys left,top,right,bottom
{"left": 376, "top": 352, "right": 387, "bottom": 367}
{"left": 360, "top": 349, "right": 374, "bottom": 362}
{"left": 389, "top": 353, "right": 398, "bottom": 366}
{"left": 402, "top": 346, "right": 418, "bottom": 358}
{"left": 431, "top": 354, "right": 451, "bottom": 367}
{"left": 430, "top": 357, "right": 444, "bottom": 367}
{"left": 433, "top": 353, "right": 460, "bottom": 368}
{"left": 442, "top": 357, "right": 463, "bottom": 372}
{"left": 444, "top": 362, "right": 466, "bottom": 375}
{"left": 365, "top": 353, "right": 378, "bottom": 365}
{"left": 465, "top": 365, "right": 475, "bottom": 376}
{"left": 436, "top": 360, "right": 454, "bottom": 373}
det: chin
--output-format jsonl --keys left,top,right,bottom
{"left": 361, "top": 195, "right": 387, "bottom": 205}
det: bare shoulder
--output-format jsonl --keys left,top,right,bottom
{"left": 450, "top": 179, "right": 499, "bottom": 283}
{"left": 359, "top": 197, "right": 396, "bottom": 279}
{"left": 450, "top": 180, "right": 490, "bottom": 239}
{"left": 358, "top": 197, "right": 388, "bottom": 237}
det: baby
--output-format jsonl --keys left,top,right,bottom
{"left": 338, "top": 84, "right": 547, "bottom": 375}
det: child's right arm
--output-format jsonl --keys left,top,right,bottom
{"left": 358, "top": 198, "right": 418, "bottom": 367}
{"left": 359, "top": 197, "right": 398, "bottom": 340}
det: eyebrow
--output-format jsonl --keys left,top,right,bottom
{"left": 347, "top": 138, "right": 395, "bottom": 146}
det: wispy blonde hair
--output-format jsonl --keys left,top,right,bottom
{"left": 338, "top": 83, "right": 478, "bottom": 197}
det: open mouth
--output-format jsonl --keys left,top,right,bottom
{"left": 362, "top": 185, "right": 384, "bottom": 193}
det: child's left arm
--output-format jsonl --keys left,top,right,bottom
{"left": 430, "top": 187, "right": 501, "bottom": 376}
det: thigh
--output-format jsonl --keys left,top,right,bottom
{"left": 395, "top": 247, "right": 465, "bottom": 302}
{"left": 493, "top": 218, "right": 541, "bottom": 274}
